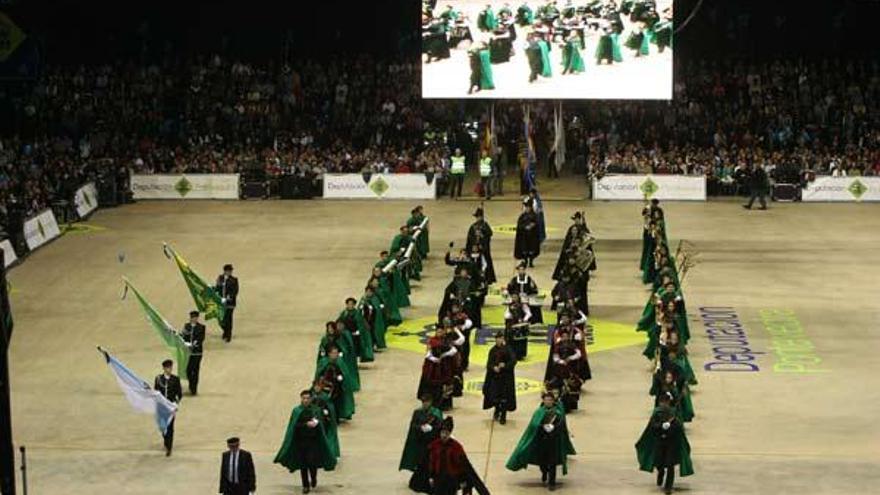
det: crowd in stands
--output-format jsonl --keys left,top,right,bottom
{"left": 1, "top": 55, "right": 879, "bottom": 226}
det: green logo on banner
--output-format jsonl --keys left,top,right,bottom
{"left": 640, "top": 177, "right": 659, "bottom": 197}
{"left": 848, "top": 179, "right": 868, "bottom": 199}
{"left": 175, "top": 177, "right": 193, "bottom": 197}
{"left": 37, "top": 220, "right": 45, "bottom": 239}
{"left": 370, "top": 176, "right": 390, "bottom": 197}
{"left": 83, "top": 192, "right": 93, "bottom": 207}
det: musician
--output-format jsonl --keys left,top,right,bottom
{"left": 314, "top": 345, "right": 356, "bottom": 421}
{"left": 401, "top": 394, "right": 444, "bottom": 490}
{"left": 552, "top": 310, "right": 592, "bottom": 381}
{"left": 273, "top": 390, "right": 337, "bottom": 494}
{"left": 180, "top": 310, "right": 205, "bottom": 395}
{"left": 407, "top": 205, "right": 430, "bottom": 259}
{"left": 477, "top": 4, "right": 498, "bottom": 32}
{"left": 318, "top": 321, "right": 360, "bottom": 392}
{"left": 516, "top": 2, "right": 535, "bottom": 26}
{"left": 310, "top": 379, "right": 341, "bottom": 459}
{"left": 425, "top": 417, "right": 489, "bottom": 495}
{"left": 635, "top": 393, "right": 694, "bottom": 495}
{"left": 215, "top": 264, "right": 238, "bottom": 342}
{"left": 438, "top": 266, "right": 480, "bottom": 330}
{"left": 553, "top": 211, "right": 595, "bottom": 277}
{"left": 507, "top": 262, "right": 544, "bottom": 323}
{"left": 743, "top": 163, "right": 770, "bottom": 210}
{"left": 561, "top": 32, "right": 586, "bottom": 74}
{"left": 504, "top": 295, "right": 533, "bottom": 360}
{"left": 417, "top": 325, "right": 460, "bottom": 411}
{"left": 369, "top": 269, "right": 403, "bottom": 326}
{"left": 482, "top": 332, "right": 518, "bottom": 424}
{"left": 154, "top": 359, "right": 182, "bottom": 456}
{"left": 339, "top": 297, "right": 374, "bottom": 363}
{"left": 514, "top": 200, "right": 542, "bottom": 267}
{"left": 544, "top": 327, "right": 583, "bottom": 412}
{"left": 505, "top": 392, "right": 576, "bottom": 491}
{"left": 361, "top": 285, "right": 387, "bottom": 351}
{"left": 423, "top": 15, "right": 451, "bottom": 63}
{"left": 499, "top": 2, "right": 514, "bottom": 21}
{"left": 466, "top": 207, "right": 497, "bottom": 285}
{"left": 467, "top": 43, "right": 495, "bottom": 94}
{"left": 650, "top": 367, "right": 694, "bottom": 423}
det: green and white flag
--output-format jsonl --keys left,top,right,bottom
{"left": 122, "top": 277, "right": 191, "bottom": 372}
{"left": 163, "top": 243, "right": 225, "bottom": 322}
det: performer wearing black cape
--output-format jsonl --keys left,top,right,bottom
{"left": 466, "top": 207, "right": 496, "bottom": 285}
{"left": 514, "top": 199, "right": 541, "bottom": 267}
{"left": 482, "top": 332, "right": 517, "bottom": 424}
{"left": 552, "top": 212, "right": 596, "bottom": 280}
{"left": 401, "top": 394, "right": 444, "bottom": 490}
{"left": 409, "top": 417, "right": 490, "bottom": 495}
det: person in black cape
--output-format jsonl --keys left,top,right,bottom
{"left": 466, "top": 207, "right": 496, "bottom": 285}
{"left": 514, "top": 199, "right": 541, "bottom": 267}
{"left": 482, "top": 331, "right": 517, "bottom": 424}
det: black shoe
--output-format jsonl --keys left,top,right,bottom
{"left": 303, "top": 487, "right": 310, "bottom": 494}
{"left": 664, "top": 488, "right": 672, "bottom": 494}
{"left": 549, "top": 481, "right": 556, "bottom": 491}
{"left": 312, "top": 477, "right": 317, "bottom": 488}
{"left": 165, "top": 447, "right": 172, "bottom": 457}
{"left": 541, "top": 471, "right": 548, "bottom": 484}
{"left": 759, "top": 206, "right": 767, "bottom": 210}
{"left": 742, "top": 205, "right": 751, "bottom": 210}
{"left": 499, "top": 412, "right": 507, "bottom": 425}
{"left": 657, "top": 470, "right": 664, "bottom": 486}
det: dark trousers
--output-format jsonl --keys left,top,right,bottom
{"left": 300, "top": 467, "right": 318, "bottom": 488}
{"left": 657, "top": 466, "right": 674, "bottom": 491}
{"left": 432, "top": 474, "right": 459, "bottom": 495}
{"left": 540, "top": 464, "right": 557, "bottom": 485}
{"left": 480, "top": 177, "right": 492, "bottom": 199}
{"left": 222, "top": 482, "right": 250, "bottom": 495}
{"left": 163, "top": 418, "right": 175, "bottom": 451}
{"left": 449, "top": 175, "right": 464, "bottom": 198}
{"left": 461, "top": 328, "right": 472, "bottom": 370}
{"left": 221, "top": 307, "right": 235, "bottom": 341}
{"left": 186, "top": 355, "right": 202, "bottom": 394}
{"left": 746, "top": 189, "right": 767, "bottom": 209}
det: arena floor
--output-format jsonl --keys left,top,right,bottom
{"left": 7, "top": 190, "right": 880, "bottom": 494}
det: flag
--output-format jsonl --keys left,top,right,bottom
{"left": 523, "top": 106, "right": 546, "bottom": 243}
{"left": 98, "top": 348, "right": 177, "bottom": 435}
{"left": 122, "top": 277, "right": 191, "bottom": 373}
{"left": 163, "top": 243, "right": 225, "bottom": 322}
{"left": 552, "top": 102, "right": 566, "bottom": 173}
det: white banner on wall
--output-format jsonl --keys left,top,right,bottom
{"left": 23, "top": 209, "right": 62, "bottom": 251}
{"left": 323, "top": 174, "right": 436, "bottom": 199}
{"left": 802, "top": 177, "right": 880, "bottom": 202}
{"left": 131, "top": 174, "right": 240, "bottom": 200}
{"left": 74, "top": 182, "right": 99, "bottom": 218}
{"left": 0, "top": 239, "right": 17, "bottom": 267}
{"left": 593, "top": 175, "right": 707, "bottom": 201}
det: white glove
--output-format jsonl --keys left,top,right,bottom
{"left": 308, "top": 418, "right": 319, "bottom": 428}
{"left": 336, "top": 374, "right": 343, "bottom": 382}
{"left": 427, "top": 355, "right": 441, "bottom": 363}
{"left": 353, "top": 331, "right": 360, "bottom": 336}
{"left": 421, "top": 424, "right": 433, "bottom": 433}
{"left": 662, "top": 422, "right": 671, "bottom": 430}
{"left": 323, "top": 409, "right": 329, "bottom": 416}
{"left": 543, "top": 424, "right": 555, "bottom": 433}
{"left": 338, "top": 352, "right": 344, "bottom": 357}
{"left": 221, "top": 297, "right": 227, "bottom": 304}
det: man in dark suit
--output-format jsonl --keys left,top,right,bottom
{"left": 181, "top": 310, "right": 206, "bottom": 395}
{"left": 154, "top": 359, "right": 183, "bottom": 456}
{"left": 215, "top": 264, "right": 239, "bottom": 342}
{"left": 743, "top": 164, "right": 770, "bottom": 210}
{"left": 219, "top": 437, "right": 256, "bottom": 495}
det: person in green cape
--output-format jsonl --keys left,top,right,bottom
{"left": 400, "top": 394, "right": 444, "bottom": 490}
{"left": 407, "top": 205, "right": 430, "bottom": 259}
{"left": 537, "top": 33, "right": 553, "bottom": 77}
{"left": 362, "top": 285, "right": 388, "bottom": 350}
{"left": 310, "top": 379, "right": 340, "bottom": 458}
{"left": 635, "top": 393, "right": 694, "bottom": 494}
{"left": 652, "top": 10, "right": 673, "bottom": 53}
{"left": 439, "top": 4, "right": 459, "bottom": 23}
{"left": 338, "top": 297, "right": 374, "bottom": 363}
{"left": 467, "top": 42, "right": 495, "bottom": 95}
{"left": 506, "top": 392, "right": 577, "bottom": 491}
{"left": 560, "top": 33, "right": 585, "bottom": 74}
{"left": 274, "top": 390, "right": 337, "bottom": 494}
{"left": 660, "top": 331, "right": 697, "bottom": 386}
{"left": 391, "top": 225, "right": 422, "bottom": 282}
{"left": 377, "top": 251, "right": 412, "bottom": 308}
{"left": 369, "top": 269, "right": 403, "bottom": 326}
{"left": 650, "top": 367, "right": 694, "bottom": 423}
{"left": 318, "top": 321, "right": 361, "bottom": 392}
{"left": 595, "top": 25, "right": 618, "bottom": 65}
{"left": 516, "top": 2, "right": 534, "bottom": 25}
{"left": 314, "top": 345, "right": 356, "bottom": 421}
{"left": 499, "top": 2, "right": 513, "bottom": 21}
{"left": 625, "top": 26, "right": 650, "bottom": 57}
{"left": 477, "top": 4, "right": 498, "bottom": 32}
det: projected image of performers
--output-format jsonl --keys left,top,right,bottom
{"left": 421, "top": 0, "right": 673, "bottom": 99}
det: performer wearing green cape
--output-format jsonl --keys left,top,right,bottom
{"left": 369, "top": 271, "right": 403, "bottom": 326}
{"left": 339, "top": 297, "right": 374, "bottom": 363}
{"left": 377, "top": 253, "right": 411, "bottom": 308}
{"left": 468, "top": 44, "right": 495, "bottom": 94}
{"left": 391, "top": 225, "right": 421, "bottom": 282}
{"left": 635, "top": 394, "right": 694, "bottom": 494}
{"left": 274, "top": 390, "right": 337, "bottom": 493}
{"left": 650, "top": 367, "right": 695, "bottom": 423}
{"left": 660, "top": 331, "right": 697, "bottom": 386}
{"left": 516, "top": 3, "right": 534, "bottom": 26}
{"left": 310, "top": 380, "right": 340, "bottom": 458}
{"left": 652, "top": 17, "right": 673, "bottom": 53}
{"left": 314, "top": 346, "right": 356, "bottom": 421}
{"left": 538, "top": 38, "right": 553, "bottom": 77}
{"left": 506, "top": 392, "right": 576, "bottom": 490}
{"left": 478, "top": 5, "right": 498, "bottom": 32}
{"left": 407, "top": 206, "right": 430, "bottom": 259}
{"left": 363, "top": 285, "right": 388, "bottom": 349}
{"left": 400, "top": 394, "right": 444, "bottom": 489}
{"left": 318, "top": 321, "right": 360, "bottom": 392}
{"left": 596, "top": 26, "right": 616, "bottom": 64}
{"left": 561, "top": 35, "right": 585, "bottom": 74}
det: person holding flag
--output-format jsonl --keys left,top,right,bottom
{"left": 215, "top": 264, "right": 239, "bottom": 342}
{"left": 164, "top": 243, "right": 226, "bottom": 329}
{"left": 154, "top": 359, "right": 183, "bottom": 456}
{"left": 180, "top": 310, "right": 205, "bottom": 395}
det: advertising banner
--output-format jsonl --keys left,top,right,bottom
{"left": 802, "top": 177, "right": 880, "bottom": 202}
{"left": 131, "top": 174, "right": 240, "bottom": 200}
{"left": 323, "top": 174, "right": 436, "bottom": 199}
{"left": 74, "top": 182, "right": 99, "bottom": 218}
{"left": 593, "top": 175, "right": 706, "bottom": 201}
{"left": 23, "top": 209, "right": 62, "bottom": 251}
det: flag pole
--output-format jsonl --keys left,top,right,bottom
{"left": 0, "top": 250, "right": 16, "bottom": 495}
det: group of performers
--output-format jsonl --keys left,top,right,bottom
{"left": 422, "top": 0, "right": 673, "bottom": 94}
{"left": 634, "top": 198, "right": 696, "bottom": 494}
{"left": 274, "top": 206, "right": 431, "bottom": 493}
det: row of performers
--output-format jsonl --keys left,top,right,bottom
{"left": 273, "top": 207, "right": 432, "bottom": 493}
{"left": 634, "top": 199, "right": 695, "bottom": 494}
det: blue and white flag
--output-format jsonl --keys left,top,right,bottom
{"left": 99, "top": 348, "right": 177, "bottom": 435}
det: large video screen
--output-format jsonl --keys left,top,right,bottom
{"left": 421, "top": 0, "right": 673, "bottom": 99}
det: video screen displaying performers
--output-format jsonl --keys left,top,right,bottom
{"left": 421, "top": 0, "right": 673, "bottom": 99}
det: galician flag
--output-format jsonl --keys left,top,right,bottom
{"left": 98, "top": 347, "right": 177, "bottom": 435}
{"left": 122, "top": 277, "right": 191, "bottom": 373}
{"left": 163, "top": 243, "right": 225, "bottom": 322}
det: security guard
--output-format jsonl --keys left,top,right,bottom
{"left": 450, "top": 148, "right": 466, "bottom": 199}
{"left": 480, "top": 154, "right": 493, "bottom": 199}
{"left": 181, "top": 310, "right": 206, "bottom": 395}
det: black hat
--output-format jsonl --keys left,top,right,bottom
{"left": 162, "top": 359, "right": 173, "bottom": 368}
{"left": 517, "top": 261, "right": 527, "bottom": 269}
{"left": 473, "top": 207, "right": 484, "bottom": 217}
{"left": 189, "top": 310, "right": 199, "bottom": 318}
{"left": 223, "top": 264, "right": 234, "bottom": 272}
{"left": 226, "top": 437, "right": 240, "bottom": 445}
{"left": 522, "top": 197, "right": 531, "bottom": 205}
{"left": 419, "top": 392, "right": 434, "bottom": 402}
{"left": 345, "top": 297, "right": 357, "bottom": 304}
{"left": 494, "top": 330, "right": 505, "bottom": 339}
{"left": 441, "top": 417, "right": 454, "bottom": 433}
{"left": 571, "top": 212, "right": 582, "bottom": 220}
{"left": 650, "top": 198, "right": 660, "bottom": 206}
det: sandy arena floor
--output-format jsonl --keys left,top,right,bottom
{"left": 6, "top": 187, "right": 880, "bottom": 494}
